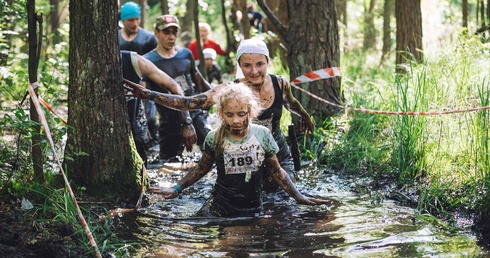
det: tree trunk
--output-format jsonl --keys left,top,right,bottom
{"left": 480, "top": 0, "right": 486, "bottom": 28}
{"left": 462, "top": 0, "right": 468, "bottom": 28}
{"left": 194, "top": 0, "right": 205, "bottom": 77}
{"left": 180, "top": 0, "right": 194, "bottom": 47}
{"left": 287, "top": 0, "right": 342, "bottom": 122}
{"left": 139, "top": 0, "right": 146, "bottom": 28}
{"left": 160, "top": 0, "right": 169, "bottom": 15}
{"left": 66, "top": 0, "right": 142, "bottom": 198}
{"left": 488, "top": 0, "right": 490, "bottom": 25}
{"left": 259, "top": 0, "right": 289, "bottom": 62}
{"left": 381, "top": 0, "right": 393, "bottom": 62}
{"left": 363, "top": 0, "right": 377, "bottom": 50}
{"left": 477, "top": 0, "right": 481, "bottom": 25}
{"left": 27, "top": 0, "right": 44, "bottom": 183}
{"left": 395, "top": 0, "right": 423, "bottom": 73}
{"left": 221, "top": 0, "right": 235, "bottom": 73}
{"left": 49, "top": 0, "right": 60, "bottom": 44}
{"left": 235, "top": 0, "right": 250, "bottom": 39}
{"left": 336, "top": 0, "right": 348, "bottom": 42}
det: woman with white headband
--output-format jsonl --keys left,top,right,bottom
{"left": 125, "top": 38, "right": 314, "bottom": 192}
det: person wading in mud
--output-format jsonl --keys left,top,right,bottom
{"left": 143, "top": 15, "right": 212, "bottom": 162}
{"left": 125, "top": 38, "right": 314, "bottom": 192}
{"left": 121, "top": 50, "right": 196, "bottom": 166}
{"left": 147, "top": 83, "right": 329, "bottom": 217}
{"left": 118, "top": 1, "right": 160, "bottom": 148}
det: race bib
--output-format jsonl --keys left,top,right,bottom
{"left": 223, "top": 148, "right": 258, "bottom": 182}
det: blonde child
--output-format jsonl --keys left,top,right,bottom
{"left": 149, "top": 83, "right": 328, "bottom": 217}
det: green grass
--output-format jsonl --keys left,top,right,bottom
{"left": 315, "top": 33, "right": 490, "bottom": 217}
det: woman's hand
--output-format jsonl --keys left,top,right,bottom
{"left": 300, "top": 117, "right": 315, "bottom": 136}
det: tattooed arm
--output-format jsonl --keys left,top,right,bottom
{"left": 279, "top": 76, "right": 315, "bottom": 135}
{"left": 266, "top": 155, "right": 330, "bottom": 205}
{"left": 124, "top": 78, "right": 222, "bottom": 111}
{"left": 148, "top": 152, "right": 215, "bottom": 198}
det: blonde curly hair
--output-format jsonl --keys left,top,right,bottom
{"left": 212, "top": 82, "right": 263, "bottom": 153}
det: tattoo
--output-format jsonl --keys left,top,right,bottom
{"left": 189, "top": 94, "right": 211, "bottom": 109}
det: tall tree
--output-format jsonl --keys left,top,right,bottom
{"left": 160, "top": 0, "right": 169, "bottom": 15}
{"left": 395, "top": 0, "right": 423, "bottom": 73}
{"left": 180, "top": 0, "right": 195, "bottom": 47}
{"left": 259, "top": 0, "right": 342, "bottom": 121}
{"left": 381, "top": 0, "right": 394, "bottom": 62}
{"left": 262, "top": 0, "right": 288, "bottom": 63}
{"left": 363, "top": 0, "right": 377, "bottom": 50}
{"left": 336, "top": 0, "right": 348, "bottom": 42}
{"left": 27, "top": 0, "right": 44, "bottom": 183}
{"left": 49, "top": 0, "right": 61, "bottom": 44}
{"left": 139, "top": 0, "right": 146, "bottom": 28}
{"left": 463, "top": 0, "right": 468, "bottom": 28}
{"left": 66, "top": 0, "right": 142, "bottom": 197}
{"left": 235, "top": 0, "right": 250, "bottom": 39}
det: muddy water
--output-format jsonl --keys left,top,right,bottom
{"left": 115, "top": 156, "right": 488, "bottom": 257}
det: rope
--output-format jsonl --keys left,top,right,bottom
{"left": 27, "top": 82, "right": 102, "bottom": 258}
{"left": 291, "top": 67, "right": 490, "bottom": 116}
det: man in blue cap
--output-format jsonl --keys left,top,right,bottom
{"left": 119, "top": 1, "right": 160, "bottom": 148}
{"left": 119, "top": 1, "right": 157, "bottom": 56}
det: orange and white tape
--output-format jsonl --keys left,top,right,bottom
{"left": 291, "top": 68, "right": 490, "bottom": 116}
{"left": 27, "top": 82, "right": 101, "bottom": 257}
{"left": 291, "top": 67, "right": 341, "bottom": 84}
{"left": 39, "top": 98, "right": 67, "bottom": 124}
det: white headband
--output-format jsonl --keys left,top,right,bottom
{"left": 235, "top": 38, "right": 269, "bottom": 79}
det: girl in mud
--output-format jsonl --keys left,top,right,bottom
{"left": 148, "top": 83, "right": 328, "bottom": 217}
{"left": 125, "top": 38, "right": 314, "bottom": 193}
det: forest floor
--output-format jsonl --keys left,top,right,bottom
{"left": 2, "top": 169, "right": 490, "bottom": 257}
{"left": 0, "top": 194, "right": 88, "bottom": 258}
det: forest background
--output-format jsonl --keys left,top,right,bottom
{"left": 1, "top": 0, "right": 490, "bottom": 256}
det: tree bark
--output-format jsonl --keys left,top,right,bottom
{"left": 336, "top": 0, "right": 348, "bottom": 42}
{"left": 462, "top": 0, "right": 468, "bottom": 28}
{"left": 66, "top": 0, "right": 142, "bottom": 198}
{"left": 287, "top": 0, "right": 342, "bottom": 122}
{"left": 257, "top": 0, "right": 289, "bottom": 62}
{"left": 27, "top": 0, "right": 44, "bottom": 183}
{"left": 180, "top": 0, "right": 194, "bottom": 47}
{"left": 139, "top": 0, "right": 146, "bottom": 28}
{"left": 221, "top": 0, "right": 235, "bottom": 73}
{"left": 160, "top": 0, "right": 169, "bottom": 15}
{"left": 395, "top": 0, "right": 423, "bottom": 73}
{"left": 194, "top": 0, "right": 205, "bottom": 77}
{"left": 49, "top": 0, "right": 60, "bottom": 44}
{"left": 235, "top": 0, "right": 250, "bottom": 39}
{"left": 363, "top": 0, "right": 377, "bottom": 50}
{"left": 381, "top": 0, "right": 393, "bottom": 62}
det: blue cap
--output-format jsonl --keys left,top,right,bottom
{"left": 120, "top": 2, "right": 141, "bottom": 21}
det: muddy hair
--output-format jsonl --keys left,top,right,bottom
{"left": 212, "top": 82, "right": 263, "bottom": 155}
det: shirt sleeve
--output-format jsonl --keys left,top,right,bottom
{"left": 255, "top": 125, "right": 279, "bottom": 157}
{"left": 203, "top": 130, "right": 216, "bottom": 158}
{"left": 211, "top": 41, "right": 226, "bottom": 56}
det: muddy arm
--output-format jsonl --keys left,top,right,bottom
{"left": 266, "top": 155, "right": 330, "bottom": 205}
